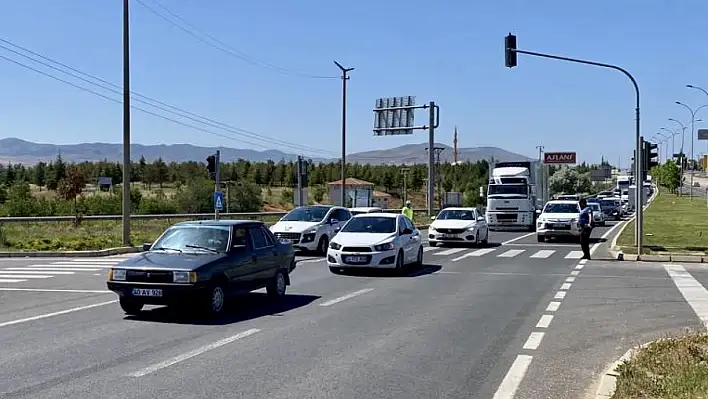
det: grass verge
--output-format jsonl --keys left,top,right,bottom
{"left": 616, "top": 192, "right": 708, "bottom": 255}
{"left": 0, "top": 211, "right": 431, "bottom": 251}
{"left": 612, "top": 331, "right": 708, "bottom": 398}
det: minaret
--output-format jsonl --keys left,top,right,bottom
{"left": 453, "top": 126, "right": 459, "bottom": 164}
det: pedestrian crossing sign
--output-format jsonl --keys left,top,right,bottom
{"left": 214, "top": 191, "right": 224, "bottom": 211}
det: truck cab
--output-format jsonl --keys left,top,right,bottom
{"left": 485, "top": 162, "right": 538, "bottom": 231}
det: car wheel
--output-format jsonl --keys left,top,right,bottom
{"left": 482, "top": 229, "right": 489, "bottom": 245}
{"left": 267, "top": 270, "right": 287, "bottom": 298}
{"left": 537, "top": 235, "right": 545, "bottom": 243}
{"left": 413, "top": 246, "right": 424, "bottom": 268}
{"left": 395, "top": 250, "right": 405, "bottom": 274}
{"left": 119, "top": 299, "right": 143, "bottom": 315}
{"left": 317, "top": 236, "right": 329, "bottom": 255}
{"left": 206, "top": 282, "right": 227, "bottom": 315}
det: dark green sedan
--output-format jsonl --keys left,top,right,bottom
{"left": 107, "top": 220, "right": 296, "bottom": 316}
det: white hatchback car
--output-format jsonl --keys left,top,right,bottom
{"left": 327, "top": 213, "right": 423, "bottom": 274}
{"left": 428, "top": 207, "right": 489, "bottom": 247}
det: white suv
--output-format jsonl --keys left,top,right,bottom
{"left": 536, "top": 200, "right": 582, "bottom": 242}
{"left": 270, "top": 205, "right": 352, "bottom": 254}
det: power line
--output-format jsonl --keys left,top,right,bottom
{"left": 136, "top": 0, "right": 338, "bottom": 80}
{"left": 0, "top": 38, "right": 336, "bottom": 156}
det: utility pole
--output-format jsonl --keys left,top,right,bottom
{"left": 426, "top": 146, "right": 445, "bottom": 209}
{"left": 296, "top": 156, "right": 304, "bottom": 207}
{"left": 453, "top": 126, "right": 459, "bottom": 164}
{"left": 400, "top": 168, "right": 410, "bottom": 205}
{"left": 122, "top": 0, "right": 131, "bottom": 246}
{"left": 214, "top": 150, "right": 221, "bottom": 220}
{"left": 536, "top": 145, "right": 545, "bottom": 205}
{"left": 334, "top": 61, "right": 354, "bottom": 208}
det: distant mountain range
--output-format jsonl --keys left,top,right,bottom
{"left": 0, "top": 138, "right": 532, "bottom": 165}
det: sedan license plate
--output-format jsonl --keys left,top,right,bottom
{"left": 551, "top": 223, "right": 570, "bottom": 229}
{"left": 345, "top": 256, "right": 368, "bottom": 263}
{"left": 132, "top": 288, "right": 162, "bottom": 297}
{"left": 442, "top": 234, "right": 457, "bottom": 239}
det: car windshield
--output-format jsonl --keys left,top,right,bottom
{"left": 152, "top": 225, "right": 230, "bottom": 252}
{"left": 436, "top": 210, "right": 476, "bottom": 220}
{"left": 341, "top": 217, "right": 396, "bottom": 233}
{"left": 282, "top": 207, "right": 330, "bottom": 222}
{"left": 600, "top": 200, "right": 616, "bottom": 208}
{"left": 488, "top": 184, "right": 528, "bottom": 196}
{"left": 543, "top": 203, "right": 580, "bottom": 214}
{"left": 589, "top": 203, "right": 601, "bottom": 211}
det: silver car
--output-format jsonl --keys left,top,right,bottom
{"left": 588, "top": 202, "right": 605, "bottom": 226}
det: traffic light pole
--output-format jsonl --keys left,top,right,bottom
{"left": 214, "top": 150, "right": 221, "bottom": 220}
{"left": 504, "top": 34, "right": 644, "bottom": 253}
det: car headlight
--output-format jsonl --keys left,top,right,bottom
{"left": 329, "top": 242, "right": 341, "bottom": 250}
{"left": 303, "top": 229, "right": 317, "bottom": 235}
{"left": 110, "top": 269, "right": 126, "bottom": 281}
{"left": 173, "top": 271, "right": 197, "bottom": 283}
{"left": 374, "top": 242, "right": 395, "bottom": 251}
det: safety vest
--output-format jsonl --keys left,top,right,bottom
{"left": 402, "top": 207, "right": 413, "bottom": 221}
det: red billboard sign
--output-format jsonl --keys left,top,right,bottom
{"left": 544, "top": 152, "right": 577, "bottom": 164}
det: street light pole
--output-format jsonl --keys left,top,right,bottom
{"left": 122, "top": 0, "right": 131, "bottom": 246}
{"left": 675, "top": 102, "right": 708, "bottom": 199}
{"left": 536, "top": 145, "right": 545, "bottom": 205}
{"left": 688, "top": 84, "right": 708, "bottom": 156}
{"left": 334, "top": 61, "right": 354, "bottom": 208}
{"left": 660, "top": 127, "right": 677, "bottom": 157}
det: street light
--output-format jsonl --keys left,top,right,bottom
{"left": 334, "top": 60, "right": 354, "bottom": 207}
{"left": 655, "top": 132, "right": 670, "bottom": 161}
{"left": 660, "top": 127, "right": 678, "bottom": 156}
{"left": 675, "top": 101, "right": 708, "bottom": 197}
{"left": 688, "top": 85, "right": 708, "bottom": 155}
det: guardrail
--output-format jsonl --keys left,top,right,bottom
{"left": 0, "top": 208, "right": 433, "bottom": 224}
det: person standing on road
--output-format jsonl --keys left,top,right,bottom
{"left": 402, "top": 200, "right": 414, "bottom": 222}
{"left": 578, "top": 198, "right": 593, "bottom": 260}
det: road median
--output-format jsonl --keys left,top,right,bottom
{"left": 596, "top": 332, "right": 708, "bottom": 398}
{"left": 615, "top": 192, "right": 708, "bottom": 259}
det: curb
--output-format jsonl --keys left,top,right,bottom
{"left": 595, "top": 339, "right": 663, "bottom": 398}
{"left": 0, "top": 246, "right": 141, "bottom": 258}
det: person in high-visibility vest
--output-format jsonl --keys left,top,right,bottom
{"left": 402, "top": 200, "right": 414, "bottom": 221}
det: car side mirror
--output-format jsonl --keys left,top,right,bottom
{"left": 142, "top": 242, "right": 152, "bottom": 251}
{"left": 430, "top": 216, "right": 436, "bottom": 221}
{"left": 478, "top": 216, "right": 485, "bottom": 221}
{"left": 334, "top": 226, "right": 341, "bottom": 233}
{"left": 330, "top": 219, "right": 339, "bottom": 225}
{"left": 536, "top": 209, "right": 542, "bottom": 214}
{"left": 401, "top": 228, "right": 413, "bottom": 235}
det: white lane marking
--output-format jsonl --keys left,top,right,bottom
{"left": 0, "top": 288, "right": 112, "bottom": 293}
{"left": 492, "top": 354, "right": 534, "bottom": 399}
{"left": 664, "top": 264, "right": 708, "bottom": 328}
{"left": 0, "top": 279, "right": 27, "bottom": 283}
{"left": 297, "top": 259, "right": 323, "bottom": 264}
{"left": 570, "top": 270, "right": 580, "bottom": 276}
{"left": 590, "top": 219, "right": 627, "bottom": 255}
{"left": 5, "top": 267, "right": 102, "bottom": 272}
{"left": 536, "top": 314, "right": 554, "bottom": 328}
{"left": 434, "top": 248, "right": 466, "bottom": 256}
{"left": 546, "top": 301, "right": 561, "bottom": 312}
{"left": 565, "top": 251, "right": 583, "bottom": 259}
{"left": 51, "top": 260, "right": 120, "bottom": 264}
{"left": 560, "top": 283, "right": 572, "bottom": 290}
{"left": 0, "top": 300, "right": 117, "bottom": 328}
{"left": 523, "top": 332, "right": 545, "bottom": 350}
{"left": 128, "top": 328, "right": 261, "bottom": 377}
{"left": 41, "top": 264, "right": 113, "bottom": 269}
{"left": 0, "top": 270, "right": 74, "bottom": 275}
{"left": 497, "top": 249, "right": 525, "bottom": 258}
{"left": 451, "top": 248, "right": 497, "bottom": 261}
{"left": 529, "top": 250, "right": 555, "bottom": 259}
{"left": 500, "top": 232, "right": 536, "bottom": 245}
{"left": 423, "top": 247, "right": 438, "bottom": 252}
{"left": 319, "top": 288, "right": 374, "bottom": 307}
{"left": 0, "top": 275, "right": 52, "bottom": 279}
{"left": 579, "top": 259, "right": 588, "bottom": 264}
{"left": 554, "top": 291, "right": 566, "bottom": 299}
{"left": 574, "top": 264, "right": 585, "bottom": 270}
{"left": 437, "top": 271, "right": 461, "bottom": 274}
{"left": 565, "top": 277, "right": 576, "bottom": 283}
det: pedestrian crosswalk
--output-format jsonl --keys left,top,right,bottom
{"left": 425, "top": 246, "right": 585, "bottom": 262}
{"left": 0, "top": 253, "right": 139, "bottom": 284}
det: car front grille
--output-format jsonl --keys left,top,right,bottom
{"left": 341, "top": 247, "right": 372, "bottom": 253}
{"left": 274, "top": 232, "right": 301, "bottom": 243}
{"left": 125, "top": 270, "right": 173, "bottom": 283}
{"left": 436, "top": 228, "right": 466, "bottom": 234}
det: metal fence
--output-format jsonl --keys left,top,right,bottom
{"left": 0, "top": 209, "right": 433, "bottom": 224}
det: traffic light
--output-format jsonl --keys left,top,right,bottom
{"left": 206, "top": 155, "right": 216, "bottom": 178}
{"left": 645, "top": 141, "right": 659, "bottom": 170}
{"left": 505, "top": 33, "right": 517, "bottom": 68}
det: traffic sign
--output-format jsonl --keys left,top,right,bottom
{"left": 213, "top": 191, "right": 224, "bottom": 211}
{"left": 698, "top": 129, "right": 708, "bottom": 140}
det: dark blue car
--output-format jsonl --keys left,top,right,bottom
{"left": 107, "top": 220, "right": 296, "bottom": 316}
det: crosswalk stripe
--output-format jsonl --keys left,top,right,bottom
{"left": 434, "top": 248, "right": 467, "bottom": 256}
{"left": 497, "top": 249, "right": 525, "bottom": 258}
{"left": 52, "top": 260, "right": 120, "bottom": 264}
{"left": 29, "top": 264, "right": 110, "bottom": 269}
{"left": 530, "top": 250, "right": 555, "bottom": 259}
{"left": 0, "top": 279, "right": 28, "bottom": 283}
{"left": 6, "top": 267, "right": 102, "bottom": 272}
{"left": 0, "top": 270, "right": 75, "bottom": 275}
{"left": 423, "top": 247, "right": 438, "bottom": 252}
{"left": 565, "top": 251, "right": 584, "bottom": 259}
{"left": 0, "top": 274, "right": 52, "bottom": 279}
{"left": 451, "top": 248, "right": 497, "bottom": 262}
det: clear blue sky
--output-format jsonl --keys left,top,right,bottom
{"left": 1, "top": 0, "right": 707, "bottom": 167}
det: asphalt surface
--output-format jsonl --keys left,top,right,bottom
{"left": 3, "top": 221, "right": 701, "bottom": 398}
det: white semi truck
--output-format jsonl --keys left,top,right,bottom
{"left": 485, "top": 161, "right": 539, "bottom": 231}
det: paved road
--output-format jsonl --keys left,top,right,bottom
{"left": 0, "top": 224, "right": 661, "bottom": 399}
